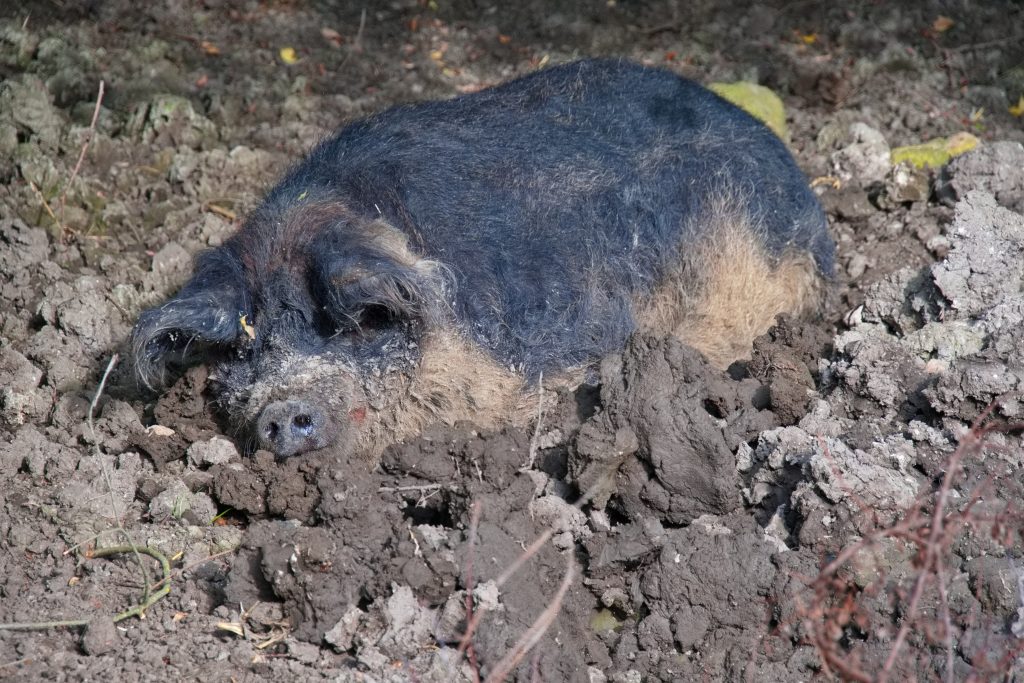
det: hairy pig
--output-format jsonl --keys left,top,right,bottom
{"left": 131, "top": 58, "right": 835, "bottom": 460}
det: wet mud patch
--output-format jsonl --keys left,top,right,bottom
{"left": 572, "top": 336, "right": 768, "bottom": 524}
{"left": 201, "top": 314, "right": 836, "bottom": 679}
{"left": 223, "top": 426, "right": 595, "bottom": 680}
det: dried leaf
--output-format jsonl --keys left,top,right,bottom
{"left": 320, "top": 27, "right": 343, "bottom": 48}
{"left": 146, "top": 424, "right": 176, "bottom": 437}
{"left": 1010, "top": 95, "right": 1024, "bottom": 117}
{"left": 240, "top": 314, "right": 255, "bottom": 339}
{"left": 279, "top": 47, "right": 299, "bottom": 64}
{"left": 216, "top": 622, "right": 245, "bottom": 637}
{"left": 932, "top": 15, "right": 954, "bottom": 33}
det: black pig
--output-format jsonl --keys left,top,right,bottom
{"left": 132, "top": 59, "right": 835, "bottom": 459}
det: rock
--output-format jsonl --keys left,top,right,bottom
{"left": 80, "top": 617, "right": 118, "bottom": 656}
{"left": 187, "top": 436, "right": 239, "bottom": 467}
{"left": 830, "top": 122, "right": 890, "bottom": 184}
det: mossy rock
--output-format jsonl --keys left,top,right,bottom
{"left": 709, "top": 81, "right": 788, "bottom": 142}
{"left": 890, "top": 132, "right": 979, "bottom": 169}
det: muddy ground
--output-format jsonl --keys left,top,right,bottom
{"left": 1, "top": 1, "right": 1024, "bottom": 681}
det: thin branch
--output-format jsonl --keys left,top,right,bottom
{"left": 60, "top": 80, "right": 105, "bottom": 223}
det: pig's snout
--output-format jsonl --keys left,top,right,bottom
{"left": 257, "top": 399, "right": 332, "bottom": 457}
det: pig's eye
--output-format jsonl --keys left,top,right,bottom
{"left": 357, "top": 304, "right": 400, "bottom": 330}
{"left": 329, "top": 304, "right": 403, "bottom": 339}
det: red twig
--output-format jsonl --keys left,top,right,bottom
{"left": 801, "top": 402, "right": 1024, "bottom": 682}
{"left": 60, "top": 80, "right": 105, "bottom": 225}
{"left": 456, "top": 527, "right": 555, "bottom": 661}
{"left": 452, "top": 479, "right": 610, "bottom": 679}
{"left": 483, "top": 556, "right": 576, "bottom": 683}
{"left": 880, "top": 405, "right": 998, "bottom": 681}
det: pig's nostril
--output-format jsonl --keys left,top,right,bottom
{"left": 258, "top": 400, "right": 330, "bottom": 457}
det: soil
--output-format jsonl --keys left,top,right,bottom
{"left": 2, "top": 1, "right": 1023, "bottom": 681}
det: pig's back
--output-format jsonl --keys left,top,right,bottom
{"left": 270, "top": 58, "right": 833, "bottom": 375}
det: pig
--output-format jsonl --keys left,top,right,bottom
{"left": 131, "top": 58, "right": 835, "bottom": 460}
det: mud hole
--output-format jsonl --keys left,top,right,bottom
{"left": 2, "top": 1, "right": 1024, "bottom": 681}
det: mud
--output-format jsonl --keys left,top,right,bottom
{"left": 2, "top": 1, "right": 1024, "bottom": 681}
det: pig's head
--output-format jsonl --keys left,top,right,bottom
{"left": 131, "top": 198, "right": 452, "bottom": 458}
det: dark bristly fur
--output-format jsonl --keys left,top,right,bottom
{"left": 131, "top": 58, "right": 835, "bottom": 460}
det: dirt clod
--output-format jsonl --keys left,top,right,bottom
{"left": 80, "top": 617, "right": 118, "bottom": 656}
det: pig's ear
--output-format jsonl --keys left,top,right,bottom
{"left": 131, "top": 253, "right": 250, "bottom": 389}
{"left": 314, "top": 222, "right": 452, "bottom": 329}
{"left": 320, "top": 257, "right": 437, "bottom": 322}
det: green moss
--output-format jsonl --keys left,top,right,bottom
{"left": 890, "top": 132, "right": 979, "bottom": 169}
{"left": 590, "top": 608, "right": 623, "bottom": 633}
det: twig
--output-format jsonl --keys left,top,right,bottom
{"left": 28, "top": 180, "right": 60, "bottom": 229}
{"left": 935, "top": 560, "right": 955, "bottom": 683}
{"left": 338, "top": 7, "right": 367, "bottom": 71}
{"left": 353, "top": 7, "right": 366, "bottom": 52}
{"left": 204, "top": 203, "right": 237, "bottom": 221}
{"left": 379, "top": 483, "right": 446, "bottom": 508}
{"left": 495, "top": 530, "right": 554, "bottom": 588}
{"left": 801, "top": 402, "right": 1024, "bottom": 681}
{"left": 879, "top": 406, "right": 994, "bottom": 681}
{"left": 0, "top": 657, "right": 33, "bottom": 669}
{"left": 3, "top": 352, "right": 192, "bottom": 635}
{"left": 407, "top": 521, "right": 422, "bottom": 558}
{"left": 149, "top": 546, "right": 237, "bottom": 592}
{"left": 949, "top": 36, "right": 1015, "bottom": 53}
{"left": 64, "top": 531, "right": 106, "bottom": 555}
{"left": 60, "top": 80, "right": 105, "bottom": 223}
{"left": 454, "top": 477, "right": 610, "bottom": 667}
{"left": 90, "top": 544, "right": 171, "bottom": 621}
{"left": 378, "top": 484, "right": 445, "bottom": 493}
